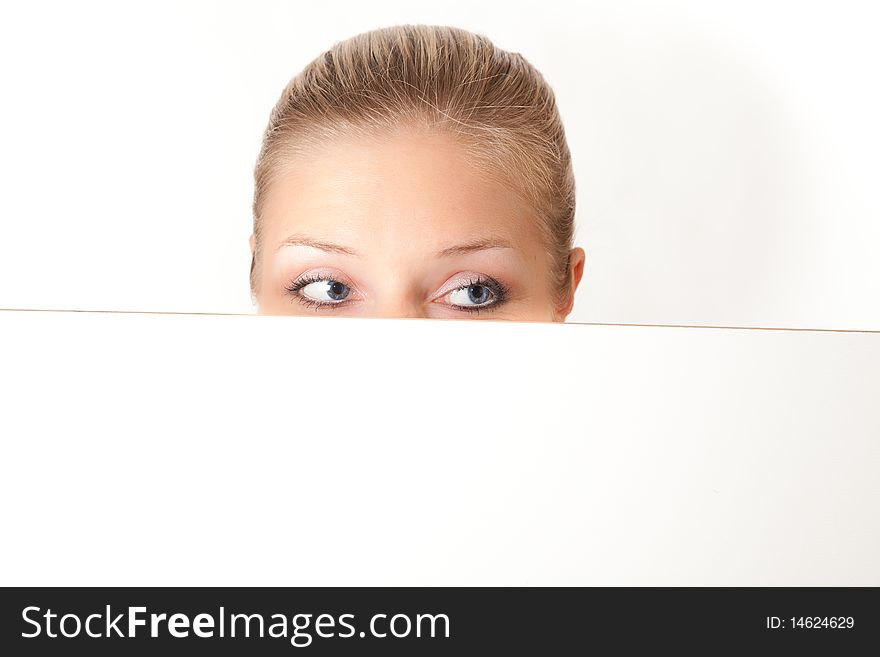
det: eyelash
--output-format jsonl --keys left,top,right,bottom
{"left": 447, "top": 275, "right": 510, "bottom": 314}
{"left": 284, "top": 273, "right": 354, "bottom": 311}
{"left": 283, "top": 273, "right": 511, "bottom": 313}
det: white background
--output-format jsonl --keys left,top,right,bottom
{"left": 0, "top": 0, "right": 878, "bottom": 329}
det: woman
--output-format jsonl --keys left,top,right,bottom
{"left": 249, "top": 24, "right": 585, "bottom": 321}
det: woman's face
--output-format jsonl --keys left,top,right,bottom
{"left": 251, "top": 126, "right": 584, "bottom": 321}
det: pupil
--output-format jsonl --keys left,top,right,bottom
{"left": 468, "top": 284, "right": 489, "bottom": 304}
{"left": 328, "top": 281, "right": 348, "bottom": 301}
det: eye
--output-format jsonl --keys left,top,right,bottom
{"left": 435, "top": 274, "right": 509, "bottom": 313}
{"left": 301, "top": 279, "right": 351, "bottom": 303}
{"left": 285, "top": 272, "right": 356, "bottom": 309}
{"left": 449, "top": 283, "right": 494, "bottom": 307}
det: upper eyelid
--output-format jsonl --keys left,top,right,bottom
{"left": 285, "top": 270, "right": 509, "bottom": 304}
{"left": 434, "top": 272, "right": 507, "bottom": 297}
{"left": 287, "top": 270, "right": 499, "bottom": 291}
{"left": 287, "top": 269, "right": 357, "bottom": 289}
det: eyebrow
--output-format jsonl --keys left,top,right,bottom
{"left": 275, "top": 234, "right": 359, "bottom": 255}
{"left": 436, "top": 237, "right": 513, "bottom": 257}
{"left": 275, "top": 234, "right": 513, "bottom": 257}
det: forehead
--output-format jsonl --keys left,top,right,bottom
{"left": 259, "top": 127, "right": 542, "bottom": 251}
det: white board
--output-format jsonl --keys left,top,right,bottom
{"left": 0, "top": 310, "right": 877, "bottom": 585}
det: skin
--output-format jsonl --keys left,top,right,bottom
{"left": 250, "top": 125, "right": 585, "bottom": 321}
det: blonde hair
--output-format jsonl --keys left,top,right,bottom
{"left": 251, "top": 24, "right": 576, "bottom": 305}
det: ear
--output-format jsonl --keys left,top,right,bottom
{"left": 554, "top": 247, "right": 586, "bottom": 321}
{"left": 248, "top": 233, "right": 256, "bottom": 282}
{"left": 248, "top": 234, "right": 259, "bottom": 307}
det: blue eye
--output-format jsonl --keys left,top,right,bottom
{"left": 300, "top": 279, "right": 351, "bottom": 303}
{"left": 450, "top": 283, "right": 494, "bottom": 307}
